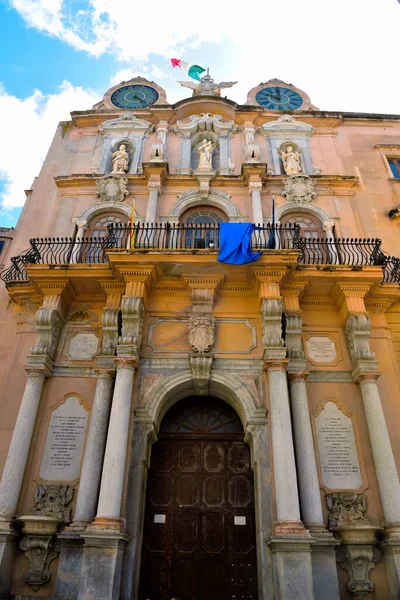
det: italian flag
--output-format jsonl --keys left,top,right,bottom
{"left": 170, "top": 58, "right": 206, "bottom": 82}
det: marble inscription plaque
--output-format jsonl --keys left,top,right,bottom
{"left": 39, "top": 396, "right": 88, "bottom": 481}
{"left": 68, "top": 332, "right": 98, "bottom": 360}
{"left": 306, "top": 336, "right": 337, "bottom": 363}
{"left": 315, "top": 401, "right": 362, "bottom": 489}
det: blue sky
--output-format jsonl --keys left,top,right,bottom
{"left": 0, "top": 0, "right": 399, "bottom": 228}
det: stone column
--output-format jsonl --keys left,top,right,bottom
{"left": 289, "top": 372, "right": 325, "bottom": 528}
{"left": 145, "top": 182, "right": 161, "bottom": 247}
{"left": 265, "top": 360, "right": 303, "bottom": 528}
{"left": 121, "top": 422, "right": 157, "bottom": 600}
{"left": 344, "top": 310, "right": 400, "bottom": 599}
{"left": 245, "top": 423, "right": 274, "bottom": 600}
{"left": 72, "top": 369, "right": 115, "bottom": 528}
{"left": 289, "top": 371, "right": 340, "bottom": 600}
{"left": 95, "top": 356, "right": 138, "bottom": 524}
{"left": 71, "top": 220, "right": 88, "bottom": 264}
{"left": 358, "top": 373, "right": 400, "bottom": 524}
{"left": 0, "top": 361, "right": 51, "bottom": 592}
{"left": 283, "top": 305, "right": 340, "bottom": 600}
{"left": 323, "top": 220, "right": 339, "bottom": 264}
{"left": 178, "top": 133, "right": 192, "bottom": 174}
{"left": 145, "top": 182, "right": 160, "bottom": 226}
{"left": 0, "top": 364, "right": 50, "bottom": 517}
{"left": 249, "top": 181, "right": 264, "bottom": 225}
{"left": 78, "top": 355, "right": 138, "bottom": 600}
{"left": 259, "top": 295, "right": 314, "bottom": 600}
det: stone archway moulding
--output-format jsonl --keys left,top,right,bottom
{"left": 73, "top": 200, "right": 137, "bottom": 227}
{"left": 169, "top": 189, "right": 241, "bottom": 220}
{"left": 124, "top": 369, "right": 271, "bottom": 600}
{"left": 275, "top": 201, "right": 333, "bottom": 226}
{"left": 136, "top": 369, "right": 265, "bottom": 431}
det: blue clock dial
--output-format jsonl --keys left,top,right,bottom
{"left": 255, "top": 86, "right": 303, "bottom": 110}
{"left": 110, "top": 85, "right": 159, "bottom": 109}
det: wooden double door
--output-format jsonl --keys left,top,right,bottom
{"left": 139, "top": 398, "right": 258, "bottom": 600}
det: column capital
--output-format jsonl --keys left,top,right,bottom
{"left": 75, "top": 220, "right": 88, "bottom": 230}
{"left": 354, "top": 371, "right": 381, "bottom": 385}
{"left": 263, "top": 359, "right": 288, "bottom": 372}
{"left": 248, "top": 181, "right": 263, "bottom": 195}
{"left": 148, "top": 181, "right": 162, "bottom": 193}
{"left": 94, "top": 368, "right": 116, "bottom": 380}
{"left": 25, "top": 354, "right": 53, "bottom": 378}
{"left": 25, "top": 365, "right": 51, "bottom": 379}
{"left": 288, "top": 371, "right": 309, "bottom": 382}
{"left": 114, "top": 355, "right": 139, "bottom": 371}
{"left": 322, "top": 219, "right": 335, "bottom": 232}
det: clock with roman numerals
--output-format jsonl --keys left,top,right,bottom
{"left": 110, "top": 84, "right": 159, "bottom": 109}
{"left": 255, "top": 85, "right": 303, "bottom": 110}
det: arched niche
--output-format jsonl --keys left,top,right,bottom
{"left": 97, "top": 114, "right": 153, "bottom": 175}
{"left": 105, "top": 139, "right": 135, "bottom": 174}
{"left": 191, "top": 131, "right": 219, "bottom": 171}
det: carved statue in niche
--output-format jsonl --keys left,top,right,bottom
{"left": 197, "top": 139, "right": 214, "bottom": 169}
{"left": 111, "top": 144, "right": 130, "bottom": 173}
{"left": 281, "top": 144, "right": 302, "bottom": 175}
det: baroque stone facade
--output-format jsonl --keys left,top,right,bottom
{"left": 1, "top": 75, "right": 400, "bottom": 600}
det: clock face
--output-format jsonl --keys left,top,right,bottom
{"left": 255, "top": 86, "right": 303, "bottom": 110}
{"left": 110, "top": 84, "right": 159, "bottom": 109}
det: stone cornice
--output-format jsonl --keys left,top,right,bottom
{"left": 53, "top": 173, "right": 359, "bottom": 196}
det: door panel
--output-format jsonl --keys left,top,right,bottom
{"left": 139, "top": 399, "right": 258, "bottom": 600}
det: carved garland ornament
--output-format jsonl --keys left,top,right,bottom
{"left": 188, "top": 314, "right": 215, "bottom": 353}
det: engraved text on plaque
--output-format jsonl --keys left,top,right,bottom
{"left": 39, "top": 396, "right": 88, "bottom": 481}
{"left": 315, "top": 401, "right": 362, "bottom": 490}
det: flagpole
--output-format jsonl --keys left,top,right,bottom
{"left": 129, "top": 197, "right": 135, "bottom": 249}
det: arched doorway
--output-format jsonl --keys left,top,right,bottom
{"left": 138, "top": 397, "right": 258, "bottom": 600}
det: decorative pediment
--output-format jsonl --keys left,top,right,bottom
{"left": 175, "top": 113, "right": 237, "bottom": 137}
{"left": 261, "top": 114, "right": 314, "bottom": 138}
{"left": 99, "top": 114, "right": 154, "bottom": 136}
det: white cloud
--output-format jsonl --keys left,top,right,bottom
{"left": 0, "top": 81, "right": 98, "bottom": 208}
{"left": 8, "top": 0, "right": 400, "bottom": 114}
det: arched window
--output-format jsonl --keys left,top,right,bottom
{"left": 87, "top": 213, "right": 127, "bottom": 238}
{"left": 181, "top": 208, "right": 225, "bottom": 249}
{"left": 84, "top": 213, "right": 128, "bottom": 262}
{"left": 281, "top": 212, "right": 324, "bottom": 238}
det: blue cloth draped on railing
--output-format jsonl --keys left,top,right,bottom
{"left": 217, "top": 223, "right": 262, "bottom": 265}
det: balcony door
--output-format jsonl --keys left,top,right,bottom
{"left": 281, "top": 212, "right": 330, "bottom": 263}
{"left": 138, "top": 397, "right": 258, "bottom": 600}
{"left": 182, "top": 209, "right": 224, "bottom": 249}
{"left": 83, "top": 213, "right": 127, "bottom": 262}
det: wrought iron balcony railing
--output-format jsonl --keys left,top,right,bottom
{"left": 0, "top": 222, "right": 398, "bottom": 285}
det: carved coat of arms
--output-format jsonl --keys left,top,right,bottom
{"left": 96, "top": 175, "right": 129, "bottom": 203}
{"left": 282, "top": 174, "right": 316, "bottom": 204}
{"left": 188, "top": 314, "right": 215, "bottom": 353}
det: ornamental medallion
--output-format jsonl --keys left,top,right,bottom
{"left": 188, "top": 314, "right": 215, "bottom": 353}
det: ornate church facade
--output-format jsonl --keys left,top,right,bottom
{"left": 1, "top": 75, "right": 400, "bottom": 600}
